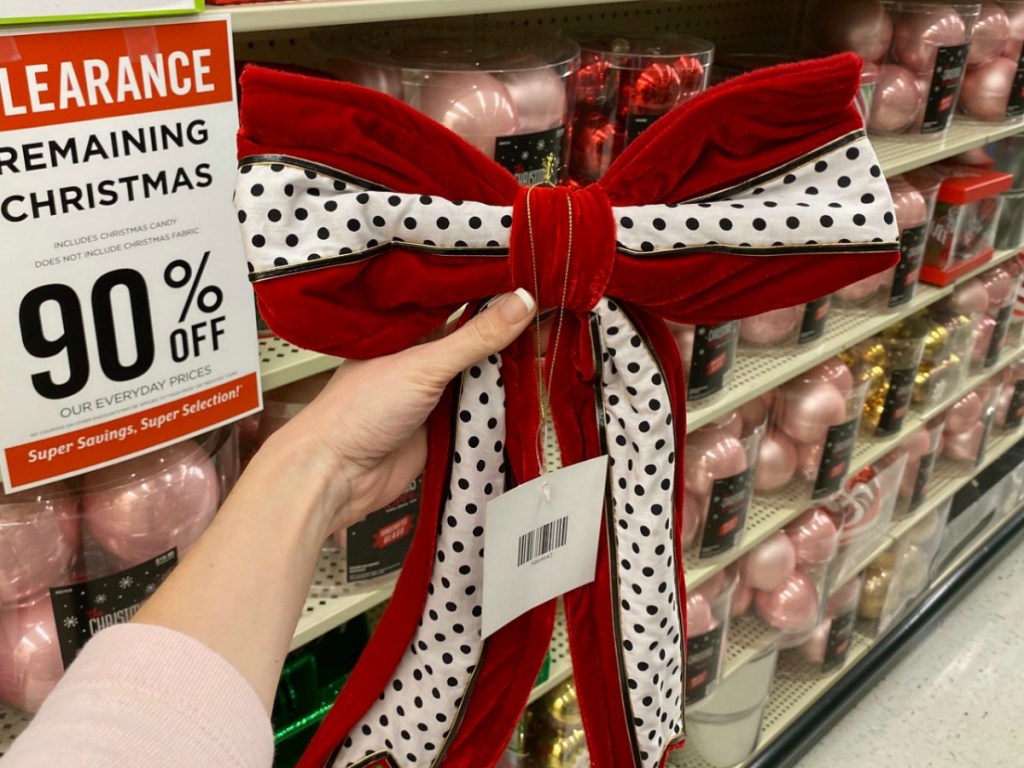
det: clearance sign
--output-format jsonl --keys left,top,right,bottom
{"left": 0, "top": 17, "right": 260, "bottom": 491}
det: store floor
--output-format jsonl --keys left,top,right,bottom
{"left": 796, "top": 540, "right": 1024, "bottom": 768}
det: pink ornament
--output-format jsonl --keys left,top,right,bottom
{"left": 326, "top": 59, "right": 404, "bottom": 98}
{"left": 889, "top": 178, "right": 929, "bottom": 231}
{"left": 669, "top": 322, "right": 695, "bottom": 373}
{"left": 685, "top": 433, "right": 747, "bottom": 497}
{"left": 762, "top": 388, "right": 777, "bottom": 410}
{"left": 738, "top": 396, "right": 768, "bottom": 432}
{"left": 413, "top": 72, "right": 518, "bottom": 158}
{"left": 836, "top": 272, "right": 883, "bottom": 303}
{"left": 785, "top": 507, "right": 840, "bottom": 566}
{"left": 943, "top": 420, "right": 987, "bottom": 461}
{"left": 953, "top": 278, "right": 990, "bottom": 313}
{"left": 779, "top": 382, "right": 848, "bottom": 444}
{"left": 83, "top": 440, "right": 220, "bottom": 565}
{"left": 814, "top": 0, "right": 894, "bottom": 63}
{"left": 730, "top": 578, "right": 753, "bottom": 618}
{"left": 827, "top": 577, "right": 862, "bottom": 616}
{"left": 742, "top": 531, "right": 797, "bottom": 591}
{"left": 694, "top": 570, "right": 727, "bottom": 601}
{"left": 755, "top": 569, "right": 820, "bottom": 631}
{"left": 892, "top": 5, "right": 968, "bottom": 74}
{"left": 706, "top": 410, "right": 743, "bottom": 439}
{"left": 795, "top": 439, "right": 827, "bottom": 483}
{"left": 739, "top": 305, "right": 801, "bottom": 344}
{"left": 868, "top": 64, "right": 925, "bottom": 133}
{"left": 968, "top": 4, "right": 1012, "bottom": 66}
{"left": 0, "top": 484, "right": 79, "bottom": 607}
{"left": 962, "top": 56, "right": 1017, "bottom": 118}
{"left": 904, "top": 426, "right": 934, "bottom": 461}
{"left": 686, "top": 591, "right": 715, "bottom": 636}
{"left": 1003, "top": 3, "right": 1024, "bottom": 58}
{"left": 754, "top": 429, "right": 798, "bottom": 492}
{"left": 947, "top": 391, "right": 984, "bottom": 432}
{"left": 798, "top": 358, "right": 855, "bottom": 399}
{"left": 682, "top": 490, "right": 705, "bottom": 547}
{"left": 972, "top": 314, "right": 997, "bottom": 366}
{"left": 0, "top": 598, "right": 63, "bottom": 713}
{"left": 980, "top": 266, "right": 1017, "bottom": 310}
{"left": 797, "top": 618, "right": 832, "bottom": 665}
{"left": 995, "top": 382, "right": 1016, "bottom": 427}
{"left": 499, "top": 68, "right": 567, "bottom": 134}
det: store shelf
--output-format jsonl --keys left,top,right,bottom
{"left": 221, "top": 0, "right": 646, "bottom": 33}
{"left": 0, "top": 707, "right": 31, "bottom": 759}
{"left": 872, "top": 118, "right": 1024, "bottom": 177}
{"left": 720, "top": 614, "right": 779, "bottom": 680}
{"left": 528, "top": 602, "right": 573, "bottom": 703}
{"left": 259, "top": 336, "right": 342, "bottom": 392}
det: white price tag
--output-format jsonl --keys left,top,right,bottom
{"left": 481, "top": 455, "right": 609, "bottom": 639}
{"left": 1, "top": 0, "right": 201, "bottom": 25}
{"left": 0, "top": 17, "right": 260, "bottom": 491}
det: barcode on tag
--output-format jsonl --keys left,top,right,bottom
{"left": 517, "top": 516, "right": 569, "bottom": 567}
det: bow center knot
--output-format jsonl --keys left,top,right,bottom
{"left": 509, "top": 184, "right": 616, "bottom": 313}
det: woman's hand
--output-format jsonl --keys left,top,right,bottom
{"left": 271, "top": 289, "right": 537, "bottom": 537}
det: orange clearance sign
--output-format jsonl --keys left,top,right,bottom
{"left": 0, "top": 19, "right": 233, "bottom": 132}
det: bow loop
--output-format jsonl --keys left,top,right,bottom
{"left": 509, "top": 185, "right": 616, "bottom": 313}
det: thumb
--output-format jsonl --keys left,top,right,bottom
{"left": 422, "top": 289, "right": 536, "bottom": 380}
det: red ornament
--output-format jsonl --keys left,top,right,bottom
{"left": 674, "top": 54, "right": 706, "bottom": 93}
{"left": 570, "top": 117, "right": 623, "bottom": 183}
{"left": 630, "top": 61, "right": 684, "bottom": 112}
{"left": 576, "top": 57, "right": 615, "bottom": 106}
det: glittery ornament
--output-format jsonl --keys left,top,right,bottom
{"left": 858, "top": 567, "right": 893, "bottom": 619}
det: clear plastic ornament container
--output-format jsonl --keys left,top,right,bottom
{"left": 685, "top": 565, "right": 738, "bottom": 706}
{"left": 667, "top": 320, "right": 740, "bottom": 404}
{"left": 684, "top": 407, "right": 766, "bottom": 561}
{"left": 686, "top": 643, "right": 779, "bottom": 768}
{"left": 567, "top": 31, "right": 714, "bottom": 184}
{"left": 970, "top": 260, "right": 1023, "bottom": 372}
{"left": 957, "top": 0, "right": 1024, "bottom": 121}
{"left": 922, "top": 166, "right": 1014, "bottom": 285}
{"left": 739, "top": 296, "right": 832, "bottom": 349}
{"left": 0, "top": 427, "right": 238, "bottom": 713}
{"left": 783, "top": 570, "right": 866, "bottom": 677}
{"left": 894, "top": 412, "right": 949, "bottom": 518}
{"left": 912, "top": 297, "right": 980, "bottom": 407}
{"left": 761, "top": 358, "right": 869, "bottom": 503}
{"left": 995, "top": 360, "right": 1024, "bottom": 430}
{"left": 863, "top": 2, "right": 981, "bottom": 138}
{"left": 313, "top": 22, "right": 580, "bottom": 184}
{"left": 996, "top": 188, "right": 1024, "bottom": 249}
{"left": 940, "top": 376, "right": 1001, "bottom": 465}
{"left": 734, "top": 506, "right": 840, "bottom": 648}
{"left": 826, "top": 447, "right": 910, "bottom": 584}
{"left": 845, "top": 325, "right": 928, "bottom": 438}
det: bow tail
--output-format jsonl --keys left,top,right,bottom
{"left": 550, "top": 305, "right": 686, "bottom": 768}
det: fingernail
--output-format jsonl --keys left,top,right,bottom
{"left": 499, "top": 288, "right": 536, "bottom": 324}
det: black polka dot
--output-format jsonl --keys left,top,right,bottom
{"left": 837, "top": 176, "right": 851, "bottom": 188}
{"left": 324, "top": 200, "right": 338, "bottom": 212}
{"left": 468, "top": 216, "right": 482, "bottom": 229}
{"left": 250, "top": 234, "right": 265, "bottom": 248}
{"left": 250, "top": 183, "right": 264, "bottom": 196}
{"left": 870, "top": 165, "right": 881, "bottom": 177}
{"left": 372, "top": 215, "right": 386, "bottom": 227}
{"left": 815, "top": 160, "right": 828, "bottom": 172}
{"left": 404, "top": 217, "right": 417, "bottom": 229}
{"left": 752, "top": 218, "right": 767, "bottom": 231}
{"left": 317, "top": 227, "right": 329, "bottom": 240}
{"left": 861, "top": 193, "right": 875, "bottom": 204}
{"left": 884, "top": 211, "right": 895, "bottom": 225}
{"left": 347, "top": 219, "right": 361, "bottom": 232}
{"left": 285, "top": 234, "right": 299, "bottom": 247}
{"left": 719, "top": 218, "right": 733, "bottom": 231}
{"left": 685, "top": 218, "right": 699, "bottom": 231}
{"left": 437, "top": 217, "right": 450, "bottom": 230}
{"left": 853, "top": 213, "right": 866, "bottom": 226}
{"left": 620, "top": 216, "right": 634, "bottom": 229}
{"left": 237, "top": 210, "right": 247, "bottom": 223}
{"left": 500, "top": 214, "right": 512, "bottom": 228}
{"left": 783, "top": 174, "right": 796, "bottom": 184}
{"left": 356, "top": 192, "right": 370, "bottom": 204}
{"left": 273, "top": 257, "right": 287, "bottom": 267}
{"left": 652, "top": 217, "right": 667, "bottom": 230}
{"left": 820, "top": 215, "right": 834, "bottom": 227}
{"left": 805, "top": 186, "right": 819, "bottom": 195}
{"left": 786, "top": 217, "right": 800, "bottom": 229}
{"left": 295, "top": 208, "right": 308, "bottom": 221}
{"left": 847, "top": 146, "right": 861, "bottom": 160}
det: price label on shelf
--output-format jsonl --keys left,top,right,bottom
{"left": 1, "top": 0, "right": 201, "bottom": 26}
{"left": 0, "top": 16, "right": 260, "bottom": 491}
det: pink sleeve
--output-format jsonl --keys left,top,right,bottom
{"left": 1, "top": 623, "right": 275, "bottom": 768}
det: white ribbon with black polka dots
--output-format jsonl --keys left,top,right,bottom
{"left": 235, "top": 131, "right": 897, "bottom": 278}
{"left": 325, "top": 299, "right": 683, "bottom": 768}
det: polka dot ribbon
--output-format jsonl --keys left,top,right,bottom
{"left": 233, "top": 53, "right": 903, "bottom": 768}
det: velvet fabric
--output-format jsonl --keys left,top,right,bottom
{"left": 236, "top": 51, "right": 898, "bottom": 768}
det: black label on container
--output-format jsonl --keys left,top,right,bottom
{"left": 687, "top": 322, "right": 738, "bottom": 401}
{"left": 876, "top": 367, "right": 917, "bottom": 436}
{"left": 685, "top": 623, "right": 724, "bottom": 704}
{"left": 347, "top": 478, "right": 420, "bottom": 582}
{"left": 626, "top": 113, "right": 662, "bottom": 142}
{"left": 1006, "top": 380, "right": 1024, "bottom": 429}
{"left": 889, "top": 225, "right": 926, "bottom": 307}
{"left": 699, "top": 467, "right": 754, "bottom": 558}
{"left": 910, "top": 450, "right": 939, "bottom": 509}
{"left": 921, "top": 44, "right": 969, "bottom": 133}
{"left": 494, "top": 126, "right": 566, "bottom": 186}
{"left": 1008, "top": 48, "right": 1024, "bottom": 118}
{"left": 799, "top": 296, "right": 831, "bottom": 344}
{"left": 812, "top": 418, "right": 859, "bottom": 499}
{"left": 986, "top": 306, "right": 1013, "bottom": 368}
{"left": 50, "top": 550, "right": 178, "bottom": 668}
{"left": 822, "top": 609, "right": 856, "bottom": 672}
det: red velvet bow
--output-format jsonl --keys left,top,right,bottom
{"left": 236, "top": 51, "right": 899, "bottom": 768}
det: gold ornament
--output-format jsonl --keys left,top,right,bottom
{"left": 923, "top": 322, "right": 951, "bottom": 359}
{"left": 858, "top": 567, "right": 893, "bottom": 619}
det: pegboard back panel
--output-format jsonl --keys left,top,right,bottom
{"left": 234, "top": 0, "right": 808, "bottom": 64}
